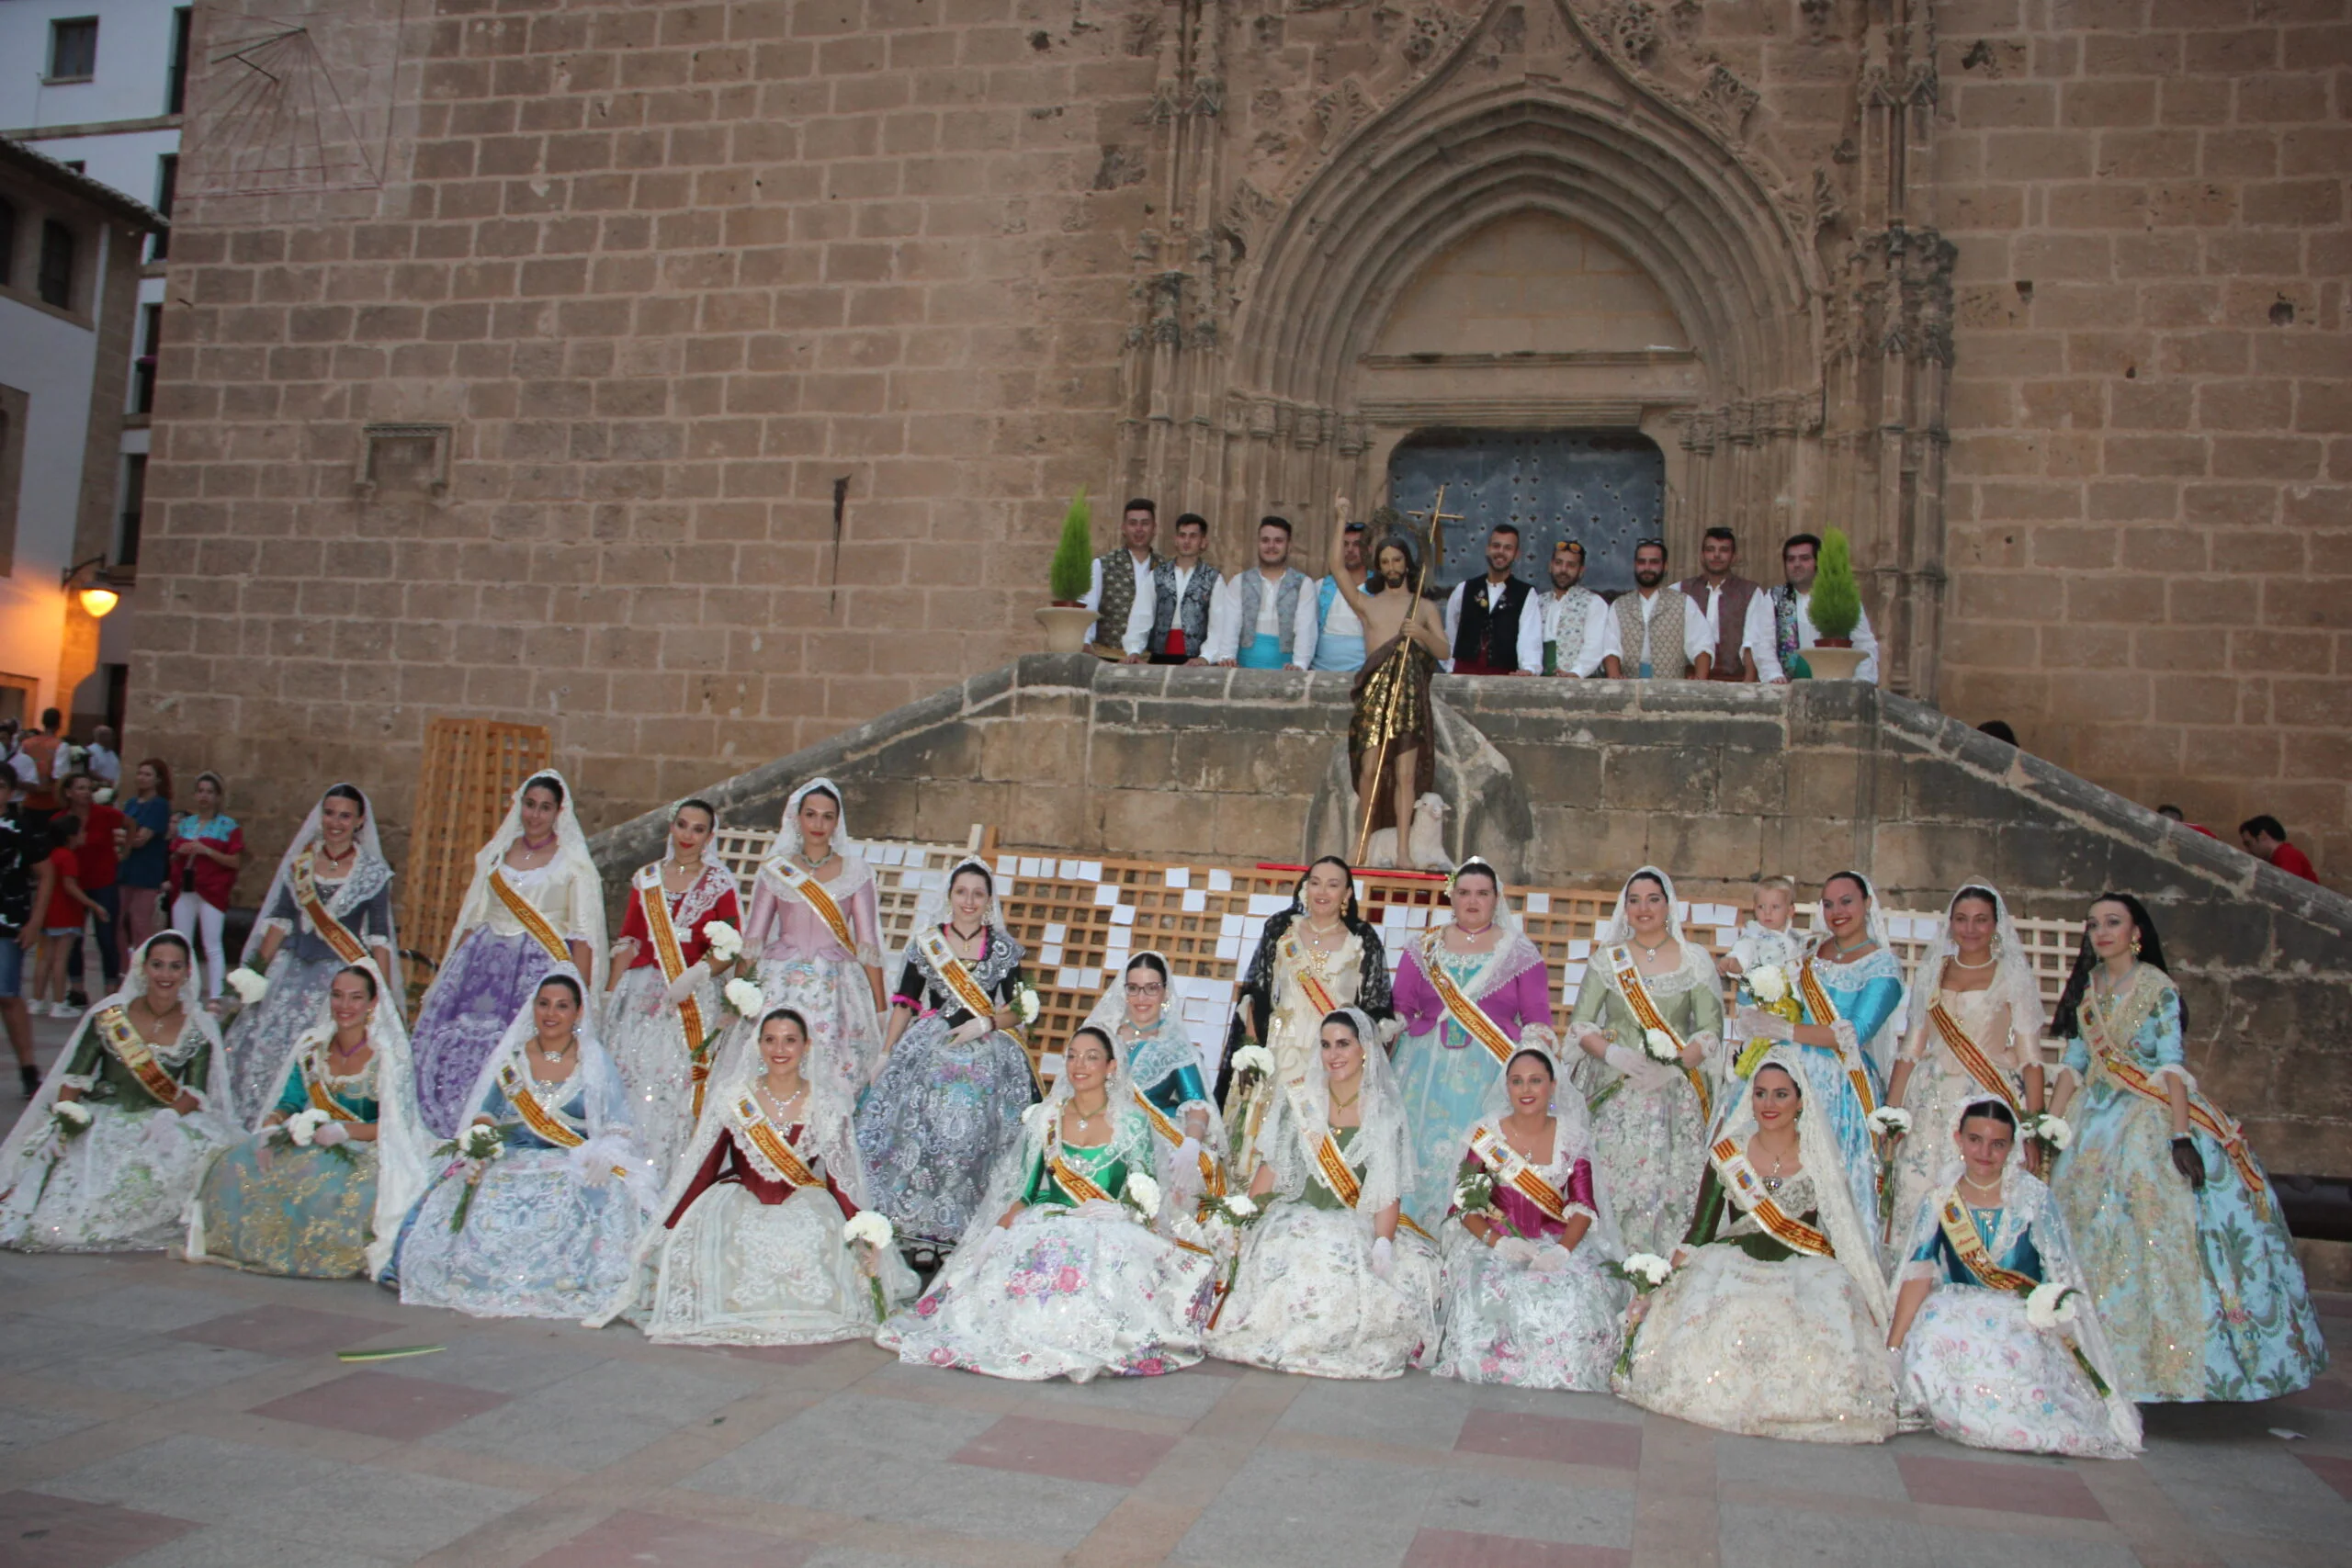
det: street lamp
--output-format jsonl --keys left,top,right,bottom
{"left": 61, "top": 555, "right": 121, "bottom": 617}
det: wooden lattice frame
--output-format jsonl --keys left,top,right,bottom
{"left": 704, "top": 832, "right": 2089, "bottom": 1080}
{"left": 397, "top": 720, "right": 552, "bottom": 978}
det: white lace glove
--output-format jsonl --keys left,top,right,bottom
{"left": 1493, "top": 1235, "right": 1538, "bottom": 1265}
{"left": 1529, "top": 1243, "right": 1572, "bottom": 1274}
{"left": 1370, "top": 1236, "right": 1396, "bottom": 1279}
{"left": 1574, "top": 1025, "right": 1611, "bottom": 1059}
{"left": 1602, "top": 1043, "right": 1672, "bottom": 1089}
{"left": 662, "top": 964, "right": 705, "bottom": 1006}
{"left": 311, "top": 1122, "right": 350, "bottom": 1148}
{"left": 1685, "top": 1030, "right": 1721, "bottom": 1060}
{"left": 1831, "top": 1019, "right": 1861, "bottom": 1057}
{"left": 946, "top": 1015, "right": 993, "bottom": 1046}
{"left": 1172, "top": 1136, "right": 1204, "bottom": 1170}
{"left": 1737, "top": 1008, "right": 1796, "bottom": 1042}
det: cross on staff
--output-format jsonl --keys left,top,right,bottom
{"left": 1351, "top": 484, "right": 1461, "bottom": 866}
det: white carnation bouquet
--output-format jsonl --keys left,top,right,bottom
{"left": 2019, "top": 1280, "right": 2109, "bottom": 1395}
{"left": 1120, "top": 1171, "right": 1163, "bottom": 1224}
{"left": 1867, "top": 1106, "right": 1913, "bottom": 1138}
{"left": 224, "top": 965, "right": 269, "bottom": 1006}
{"left": 1010, "top": 980, "right": 1042, "bottom": 1029}
{"left": 284, "top": 1108, "right": 333, "bottom": 1146}
{"left": 842, "top": 1211, "right": 895, "bottom": 1321}
{"left": 51, "top": 1100, "right": 92, "bottom": 1135}
{"left": 1609, "top": 1252, "right": 1676, "bottom": 1374}
{"left": 1200, "top": 1191, "right": 1259, "bottom": 1229}
{"left": 2028, "top": 1111, "right": 2073, "bottom": 1155}
{"left": 432, "top": 1123, "right": 507, "bottom": 1232}
{"left": 1747, "top": 964, "right": 1791, "bottom": 1006}
{"left": 722, "top": 976, "right": 765, "bottom": 1019}
{"left": 1228, "top": 1043, "right": 1275, "bottom": 1082}
{"left": 700, "top": 919, "right": 743, "bottom": 966}
{"left": 1642, "top": 1026, "right": 1680, "bottom": 1065}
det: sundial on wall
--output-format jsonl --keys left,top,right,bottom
{"left": 188, "top": 6, "right": 405, "bottom": 196}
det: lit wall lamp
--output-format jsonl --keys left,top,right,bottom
{"left": 62, "top": 556, "right": 122, "bottom": 618}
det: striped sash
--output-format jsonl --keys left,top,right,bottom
{"left": 769, "top": 860, "right": 856, "bottom": 953}
{"left": 635, "top": 865, "right": 712, "bottom": 1116}
{"left": 1937, "top": 1195, "right": 2036, "bottom": 1292}
{"left": 488, "top": 869, "right": 570, "bottom": 965}
{"left": 2084, "top": 985, "right": 2267, "bottom": 1203}
{"left": 93, "top": 1006, "right": 184, "bottom": 1105}
{"left": 1425, "top": 936, "right": 1515, "bottom": 1066}
{"left": 1798, "top": 953, "right": 1881, "bottom": 1119}
{"left": 1609, "top": 944, "right": 1712, "bottom": 1121}
{"left": 290, "top": 849, "right": 370, "bottom": 964}
{"left": 496, "top": 1061, "right": 632, "bottom": 1180}
{"left": 1708, "top": 1137, "right": 1835, "bottom": 1258}
{"left": 1928, "top": 998, "right": 2020, "bottom": 1111}
{"left": 731, "top": 1094, "right": 820, "bottom": 1189}
{"left": 1466, "top": 1122, "right": 1568, "bottom": 1224}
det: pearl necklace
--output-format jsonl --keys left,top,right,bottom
{"left": 1951, "top": 953, "right": 1996, "bottom": 970}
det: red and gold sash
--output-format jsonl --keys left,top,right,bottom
{"left": 1936, "top": 1194, "right": 2036, "bottom": 1292}
{"left": 93, "top": 1005, "right": 183, "bottom": 1105}
{"left": 731, "top": 1094, "right": 820, "bottom": 1188}
{"left": 1278, "top": 931, "right": 1341, "bottom": 1020}
{"left": 1609, "top": 944, "right": 1712, "bottom": 1121}
{"left": 489, "top": 869, "right": 571, "bottom": 965}
{"left": 636, "top": 865, "right": 712, "bottom": 1116}
{"left": 301, "top": 1044, "right": 364, "bottom": 1122}
{"left": 290, "top": 848, "right": 371, "bottom": 964}
{"left": 1425, "top": 936, "right": 1515, "bottom": 1067}
{"left": 1134, "top": 1089, "right": 1221, "bottom": 1194}
{"left": 2083, "top": 984, "right": 2267, "bottom": 1203}
{"left": 1928, "top": 998, "right": 2020, "bottom": 1111}
{"left": 1798, "top": 951, "right": 1881, "bottom": 1119}
{"left": 1709, "top": 1136, "right": 1835, "bottom": 1258}
{"left": 1466, "top": 1122, "right": 1569, "bottom": 1224}
{"left": 1047, "top": 1149, "right": 1117, "bottom": 1206}
{"left": 497, "top": 1060, "right": 632, "bottom": 1180}
{"left": 769, "top": 859, "right": 856, "bottom": 954}
{"left": 1313, "top": 1132, "right": 1363, "bottom": 1208}
{"left": 918, "top": 927, "right": 999, "bottom": 1022}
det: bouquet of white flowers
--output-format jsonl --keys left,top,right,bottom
{"left": 1201, "top": 1191, "right": 1259, "bottom": 1229}
{"left": 284, "top": 1108, "right": 333, "bottom": 1146}
{"left": 1610, "top": 1252, "right": 1676, "bottom": 1374}
{"left": 1228, "top": 1043, "right": 1275, "bottom": 1081}
{"left": 722, "top": 976, "right": 765, "bottom": 1019}
{"left": 701, "top": 919, "right": 743, "bottom": 966}
{"left": 2019, "top": 1280, "right": 2109, "bottom": 1394}
{"left": 433, "top": 1123, "right": 506, "bottom": 1232}
{"left": 1010, "top": 980, "right": 1042, "bottom": 1028}
{"left": 2029, "top": 1112, "right": 2074, "bottom": 1155}
{"left": 51, "top": 1100, "right": 91, "bottom": 1134}
{"left": 224, "top": 965, "right": 269, "bottom": 1006}
{"left": 1747, "top": 964, "right": 1791, "bottom": 1006}
{"left": 1867, "top": 1107, "right": 1913, "bottom": 1138}
{"left": 1121, "top": 1171, "right": 1163, "bottom": 1223}
{"left": 842, "top": 1211, "right": 895, "bottom": 1321}
{"left": 1642, "top": 1027, "right": 1680, "bottom": 1065}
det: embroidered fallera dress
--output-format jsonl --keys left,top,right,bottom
{"left": 604, "top": 862, "right": 741, "bottom": 1184}
{"left": 1428, "top": 1136, "right": 1626, "bottom": 1392}
{"left": 639, "top": 1092, "right": 917, "bottom": 1347}
{"left": 192, "top": 1042, "right": 381, "bottom": 1278}
{"left": 1894, "top": 1171, "right": 2142, "bottom": 1458}
{"left": 2052, "top": 967, "right": 2324, "bottom": 1402}
{"left": 391, "top": 1043, "right": 652, "bottom": 1322}
{"left": 883, "top": 1109, "right": 1216, "bottom": 1381}
{"left": 741, "top": 851, "right": 887, "bottom": 1097}
{"left": 1392, "top": 931, "right": 1553, "bottom": 1230}
{"left": 1786, "top": 942, "right": 1904, "bottom": 1226}
{"left": 0, "top": 1005, "right": 235, "bottom": 1252}
{"left": 854, "top": 928, "right": 1037, "bottom": 1251}
{"left": 1567, "top": 955, "right": 1725, "bottom": 1258}
{"left": 1886, "top": 981, "right": 2037, "bottom": 1253}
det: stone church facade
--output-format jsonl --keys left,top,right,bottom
{"left": 137, "top": 0, "right": 2347, "bottom": 883}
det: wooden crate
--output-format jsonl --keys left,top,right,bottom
{"left": 397, "top": 720, "right": 552, "bottom": 995}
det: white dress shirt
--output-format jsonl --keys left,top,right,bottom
{"left": 1539, "top": 587, "right": 1611, "bottom": 678}
{"left": 1080, "top": 552, "right": 1157, "bottom": 648}
{"left": 1440, "top": 579, "right": 1544, "bottom": 673}
{"left": 1684, "top": 580, "right": 1785, "bottom": 682}
{"left": 1789, "top": 591, "right": 1881, "bottom": 684}
{"left": 1201, "top": 570, "right": 1320, "bottom": 669}
{"left": 1600, "top": 588, "right": 1717, "bottom": 671}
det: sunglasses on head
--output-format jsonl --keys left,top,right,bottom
{"left": 1635, "top": 536, "right": 1665, "bottom": 549}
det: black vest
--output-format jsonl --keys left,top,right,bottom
{"left": 1453, "top": 576, "right": 1532, "bottom": 672}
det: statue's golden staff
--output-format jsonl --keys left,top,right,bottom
{"left": 1351, "top": 484, "right": 1461, "bottom": 866}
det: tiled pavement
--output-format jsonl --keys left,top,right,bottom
{"left": 3, "top": 1017, "right": 2350, "bottom": 1567}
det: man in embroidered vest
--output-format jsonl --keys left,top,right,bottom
{"left": 1128, "top": 512, "right": 1220, "bottom": 664}
{"left": 1203, "top": 516, "right": 1319, "bottom": 670}
{"left": 1082, "top": 497, "right": 1164, "bottom": 658}
{"left": 1442, "top": 525, "right": 1541, "bottom": 675}
{"left": 1538, "top": 538, "right": 1609, "bottom": 677}
{"left": 1678, "top": 526, "right": 1774, "bottom": 682}
{"left": 1769, "top": 532, "right": 1882, "bottom": 685}
{"left": 1310, "top": 522, "right": 1375, "bottom": 673}
{"left": 1602, "top": 539, "right": 1714, "bottom": 680}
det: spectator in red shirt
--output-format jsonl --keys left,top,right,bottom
{"left": 60, "top": 773, "right": 126, "bottom": 997}
{"left": 2157, "top": 805, "right": 2219, "bottom": 839}
{"left": 168, "top": 771, "right": 243, "bottom": 1000}
{"left": 2239, "top": 815, "right": 2320, "bottom": 884}
{"left": 30, "top": 816, "right": 104, "bottom": 1018}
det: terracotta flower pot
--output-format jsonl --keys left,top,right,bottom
{"left": 1035, "top": 604, "right": 1095, "bottom": 654}
{"left": 1803, "top": 641, "right": 1867, "bottom": 682}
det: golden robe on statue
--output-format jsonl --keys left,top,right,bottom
{"left": 1348, "top": 635, "right": 1438, "bottom": 837}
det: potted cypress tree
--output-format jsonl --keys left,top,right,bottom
{"left": 1802, "top": 526, "right": 1869, "bottom": 681}
{"left": 1036, "top": 488, "right": 1099, "bottom": 653}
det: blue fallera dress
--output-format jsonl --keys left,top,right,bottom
{"left": 2051, "top": 966, "right": 2324, "bottom": 1402}
{"left": 1785, "top": 943, "right": 1903, "bottom": 1228}
{"left": 194, "top": 1044, "right": 381, "bottom": 1278}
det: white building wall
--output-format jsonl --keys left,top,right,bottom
{"left": 0, "top": 0, "right": 183, "bottom": 130}
{"left": 0, "top": 228, "right": 106, "bottom": 707}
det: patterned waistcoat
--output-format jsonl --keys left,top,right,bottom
{"left": 1094, "top": 550, "right": 1161, "bottom": 648}
{"left": 1151, "top": 559, "right": 1219, "bottom": 656}
{"left": 1542, "top": 587, "right": 1601, "bottom": 672}
{"left": 1233, "top": 569, "right": 1307, "bottom": 658}
{"left": 1612, "top": 589, "right": 1691, "bottom": 677}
